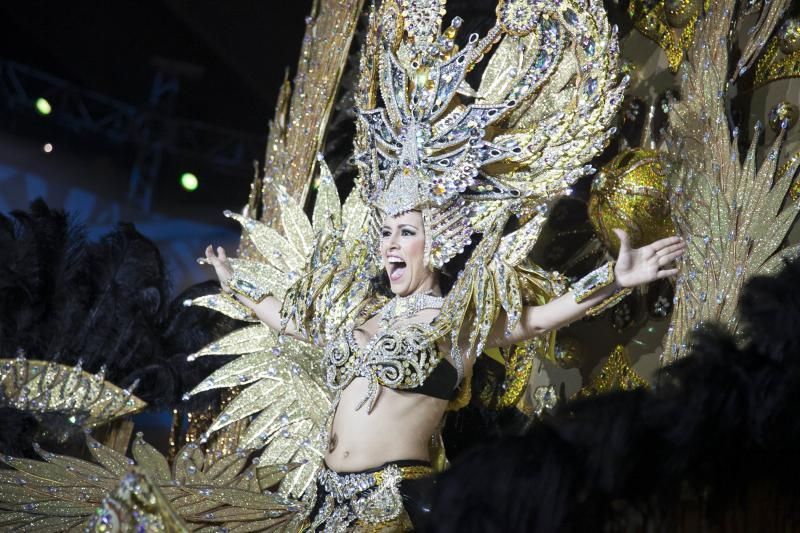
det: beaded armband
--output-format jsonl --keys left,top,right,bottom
{"left": 572, "top": 261, "right": 632, "bottom": 316}
{"left": 227, "top": 271, "right": 270, "bottom": 304}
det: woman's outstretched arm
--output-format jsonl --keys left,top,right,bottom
{"left": 486, "top": 230, "right": 686, "bottom": 348}
{"left": 203, "top": 245, "right": 304, "bottom": 338}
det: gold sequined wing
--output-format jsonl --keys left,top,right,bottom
{"left": 282, "top": 166, "right": 378, "bottom": 344}
{"left": 0, "top": 355, "right": 147, "bottom": 432}
{"left": 477, "top": 0, "right": 627, "bottom": 232}
{"left": 467, "top": 1, "right": 626, "bottom": 349}
{"left": 661, "top": 0, "right": 799, "bottom": 361}
{"left": 185, "top": 325, "right": 330, "bottom": 501}
{"left": 183, "top": 162, "right": 380, "bottom": 500}
{"left": 196, "top": 159, "right": 374, "bottom": 343}
{"left": 432, "top": 0, "right": 621, "bottom": 387}
{"left": 0, "top": 435, "right": 301, "bottom": 531}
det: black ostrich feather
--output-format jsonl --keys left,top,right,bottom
{"left": 429, "top": 258, "right": 800, "bottom": 532}
{"left": 0, "top": 200, "right": 243, "bottom": 448}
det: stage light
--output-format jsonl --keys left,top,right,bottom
{"left": 180, "top": 172, "right": 199, "bottom": 191}
{"left": 35, "top": 98, "right": 52, "bottom": 115}
{"left": 43, "top": 143, "right": 53, "bottom": 153}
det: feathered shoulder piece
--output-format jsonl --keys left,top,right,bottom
{"left": 195, "top": 160, "right": 376, "bottom": 345}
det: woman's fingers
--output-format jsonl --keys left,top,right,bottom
{"left": 656, "top": 241, "right": 686, "bottom": 257}
{"left": 652, "top": 235, "right": 684, "bottom": 249}
{"left": 656, "top": 267, "right": 679, "bottom": 279}
{"left": 198, "top": 245, "right": 215, "bottom": 266}
{"left": 200, "top": 245, "right": 232, "bottom": 272}
{"left": 656, "top": 250, "right": 684, "bottom": 266}
{"left": 205, "top": 244, "right": 217, "bottom": 261}
{"left": 200, "top": 244, "right": 233, "bottom": 291}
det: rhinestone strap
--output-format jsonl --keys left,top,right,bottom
{"left": 572, "top": 261, "right": 618, "bottom": 303}
{"left": 227, "top": 271, "right": 270, "bottom": 303}
{"left": 586, "top": 287, "right": 633, "bottom": 316}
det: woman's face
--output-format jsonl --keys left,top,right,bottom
{"left": 379, "top": 211, "right": 437, "bottom": 297}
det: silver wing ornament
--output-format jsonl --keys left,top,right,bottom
{"left": 183, "top": 160, "right": 373, "bottom": 500}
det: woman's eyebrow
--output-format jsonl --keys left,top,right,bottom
{"left": 398, "top": 224, "right": 418, "bottom": 230}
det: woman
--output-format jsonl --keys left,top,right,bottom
{"left": 204, "top": 208, "right": 685, "bottom": 530}
{"left": 198, "top": 2, "right": 666, "bottom": 530}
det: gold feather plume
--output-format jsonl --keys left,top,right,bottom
{"left": 0, "top": 355, "right": 146, "bottom": 433}
{"left": 662, "top": 0, "right": 798, "bottom": 362}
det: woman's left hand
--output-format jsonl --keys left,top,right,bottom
{"left": 613, "top": 229, "right": 686, "bottom": 288}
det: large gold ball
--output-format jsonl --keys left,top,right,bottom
{"left": 778, "top": 18, "right": 800, "bottom": 54}
{"left": 588, "top": 148, "right": 675, "bottom": 256}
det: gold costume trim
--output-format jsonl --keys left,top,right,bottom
{"left": 572, "top": 261, "right": 617, "bottom": 303}
{"left": 306, "top": 463, "right": 433, "bottom": 532}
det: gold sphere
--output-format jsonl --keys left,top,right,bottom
{"left": 778, "top": 18, "right": 800, "bottom": 54}
{"left": 768, "top": 101, "right": 799, "bottom": 133}
{"left": 588, "top": 148, "right": 675, "bottom": 256}
{"left": 664, "top": 0, "right": 700, "bottom": 28}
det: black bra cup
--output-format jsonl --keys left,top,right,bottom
{"left": 408, "top": 359, "right": 458, "bottom": 400}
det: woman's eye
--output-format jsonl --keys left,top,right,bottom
{"left": 401, "top": 229, "right": 415, "bottom": 236}
{"left": 381, "top": 231, "right": 391, "bottom": 238}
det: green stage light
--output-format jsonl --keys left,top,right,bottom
{"left": 35, "top": 97, "right": 52, "bottom": 115}
{"left": 180, "top": 172, "right": 199, "bottom": 191}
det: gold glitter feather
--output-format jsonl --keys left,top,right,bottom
{"left": 0, "top": 355, "right": 146, "bottom": 432}
{"left": 0, "top": 436, "right": 301, "bottom": 531}
{"left": 662, "top": 0, "right": 797, "bottom": 362}
{"left": 311, "top": 159, "right": 342, "bottom": 233}
{"left": 573, "top": 345, "right": 648, "bottom": 399}
{"left": 255, "top": 0, "right": 365, "bottom": 223}
{"left": 185, "top": 164, "right": 361, "bottom": 499}
{"left": 185, "top": 293, "right": 259, "bottom": 323}
{"left": 627, "top": 0, "right": 704, "bottom": 73}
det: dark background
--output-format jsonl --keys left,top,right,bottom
{"left": 0, "top": 0, "right": 313, "bottom": 289}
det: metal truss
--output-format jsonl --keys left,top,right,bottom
{"left": 0, "top": 60, "right": 265, "bottom": 211}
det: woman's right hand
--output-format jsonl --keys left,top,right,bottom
{"left": 204, "top": 245, "right": 233, "bottom": 292}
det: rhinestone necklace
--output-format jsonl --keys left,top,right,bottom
{"left": 380, "top": 292, "right": 444, "bottom": 327}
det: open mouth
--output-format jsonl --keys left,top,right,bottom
{"left": 387, "top": 258, "right": 407, "bottom": 282}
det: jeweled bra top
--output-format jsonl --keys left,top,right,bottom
{"left": 323, "top": 321, "right": 457, "bottom": 412}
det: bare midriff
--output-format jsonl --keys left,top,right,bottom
{"left": 323, "top": 377, "right": 448, "bottom": 472}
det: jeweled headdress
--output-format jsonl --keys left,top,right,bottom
{"left": 355, "top": 0, "right": 627, "bottom": 268}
